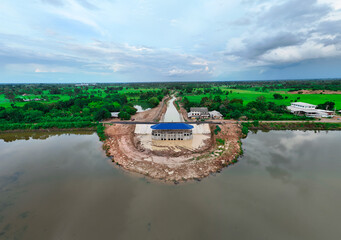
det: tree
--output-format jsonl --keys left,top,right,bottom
{"left": 148, "top": 97, "right": 160, "bottom": 108}
{"left": 214, "top": 96, "right": 222, "bottom": 103}
{"left": 317, "top": 101, "right": 335, "bottom": 110}
{"left": 94, "top": 108, "right": 111, "bottom": 121}
{"left": 24, "top": 110, "right": 44, "bottom": 123}
{"left": 118, "top": 111, "right": 131, "bottom": 120}
{"left": 273, "top": 93, "right": 283, "bottom": 99}
{"left": 230, "top": 110, "right": 241, "bottom": 120}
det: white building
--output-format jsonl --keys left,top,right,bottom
{"left": 188, "top": 107, "right": 210, "bottom": 119}
{"left": 209, "top": 110, "right": 223, "bottom": 119}
{"left": 290, "top": 102, "right": 317, "bottom": 109}
{"left": 287, "top": 102, "right": 334, "bottom": 118}
{"left": 151, "top": 123, "right": 194, "bottom": 140}
{"left": 111, "top": 112, "right": 120, "bottom": 118}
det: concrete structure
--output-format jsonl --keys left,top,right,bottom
{"left": 135, "top": 124, "right": 210, "bottom": 135}
{"left": 287, "top": 102, "right": 335, "bottom": 118}
{"left": 151, "top": 123, "right": 194, "bottom": 140}
{"left": 188, "top": 107, "right": 210, "bottom": 119}
{"left": 209, "top": 110, "right": 223, "bottom": 119}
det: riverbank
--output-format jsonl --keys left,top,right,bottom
{"left": 243, "top": 121, "right": 341, "bottom": 131}
{"left": 0, "top": 127, "right": 96, "bottom": 133}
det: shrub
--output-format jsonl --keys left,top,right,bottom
{"left": 273, "top": 93, "right": 283, "bottom": 99}
{"left": 97, "top": 124, "right": 107, "bottom": 141}
{"left": 242, "top": 125, "right": 249, "bottom": 135}
{"left": 216, "top": 138, "right": 225, "bottom": 145}
{"left": 214, "top": 125, "right": 221, "bottom": 135}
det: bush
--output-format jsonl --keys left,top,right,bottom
{"left": 216, "top": 138, "right": 225, "bottom": 145}
{"left": 273, "top": 93, "right": 283, "bottom": 99}
{"left": 148, "top": 97, "right": 160, "bottom": 108}
{"left": 97, "top": 123, "right": 107, "bottom": 141}
{"left": 118, "top": 111, "right": 131, "bottom": 120}
{"left": 214, "top": 125, "right": 221, "bottom": 135}
{"left": 252, "top": 120, "right": 259, "bottom": 127}
{"left": 242, "top": 125, "right": 249, "bottom": 135}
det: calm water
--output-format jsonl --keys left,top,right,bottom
{"left": 0, "top": 130, "right": 340, "bottom": 239}
{"left": 162, "top": 96, "right": 182, "bottom": 122}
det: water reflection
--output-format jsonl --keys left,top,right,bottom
{"left": 0, "top": 131, "right": 94, "bottom": 143}
{"left": 0, "top": 131, "right": 340, "bottom": 239}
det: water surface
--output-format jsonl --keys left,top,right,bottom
{"left": 162, "top": 96, "right": 182, "bottom": 122}
{"left": 0, "top": 130, "right": 340, "bottom": 239}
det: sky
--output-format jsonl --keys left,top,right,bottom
{"left": 1, "top": 0, "right": 341, "bottom": 83}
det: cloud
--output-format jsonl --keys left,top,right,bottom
{"left": 2, "top": 0, "right": 341, "bottom": 82}
{"left": 41, "top": 0, "right": 64, "bottom": 6}
{"left": 222, "top": 0, "right": 341, "bottom": 72}
{"left": 258, "top": 0, "right": 331, "bottom": 28}
{"left": 226, "top": 32, "right": 304, "bottom": 59}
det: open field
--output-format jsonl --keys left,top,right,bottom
{"left": 183, "top": 88, "right": 341, "bottom": 109}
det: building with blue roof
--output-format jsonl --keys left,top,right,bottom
{"left": 151, "top": 123, "right": 194, "bottom": 140}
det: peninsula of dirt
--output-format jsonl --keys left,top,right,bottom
{"left": 103, "top": 122, "right": 243, "bottom": 182}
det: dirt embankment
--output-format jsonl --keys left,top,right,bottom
{"left": 103, "top": 122, "right": 242, "bottom": 182}
{"left": 133, "top": 96, "right": 169, "bottom": 122}
{"left": 176, "top": 97, "right": 192, "bottom": 122}
{"left": 288, "top": 90, "right": 341, "bottom": 94}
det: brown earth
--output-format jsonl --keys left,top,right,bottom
{"left": 103, "top": 122, "right": 242, "bottom": 182}
{"left": 288, "top": 90, "right": 341, "bottom": 94}
{"left": 132, "top": 96, "right": 169, "bottom": 122}
{"left": 176, "top": 96, "right": 193, "bottom": 122}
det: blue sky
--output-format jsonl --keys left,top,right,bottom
{"left": 1, "top": 0, "right": 341, "bottom": 83}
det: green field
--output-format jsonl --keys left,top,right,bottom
{"left": 184, "top": 88, "right": 341, "bottom": 109}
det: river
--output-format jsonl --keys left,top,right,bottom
{"left": 162, "top": 96, "right": 182, "bottom": 122}
{"left": 0, "top": 130, "right": 340, "bottom": 239}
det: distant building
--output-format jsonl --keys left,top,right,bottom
{"left": 111, "top": 112, "right": 120, "bottom": 118}
{"left": 287, "top": 102, "right": 334, "bottom": 118}
{"left": 188, "top": 107, "right": 210, "bottom": 119}
{"left": 290, "top": 102, "right": 317, "bottom": 109}
{"left": 151, "top": 123, "right": 194, "bottom": 140}
{"left": 209, "top": 110, "right": 223, "bottom": 119}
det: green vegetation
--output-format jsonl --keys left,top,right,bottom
{"left": 216, "top": 138, "right": 225, "bottom": 145}
{"left": 214, "top": 125, "right": 221, "bottom": 135}
{"left": 0, "top": 84, "right": 169, "bottom": 130}
{"left": 180, "top": 79, "right": 341, "bottom": 120}
{"left": 0, "top": 80, "right": 340, "bottom": 131}
{"left": 97, "top": 124, "right": 107, "bottom": 141}
{"left": 241, "top": 125, "right": 249, "bottom": 135}
{"left": 243, "top": 121, "right": 341, "bottom": 131}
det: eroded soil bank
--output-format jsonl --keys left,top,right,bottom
{"left": 103, "top": 122, "right": 242, "bottom": 182}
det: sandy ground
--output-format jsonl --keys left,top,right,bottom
{"left": 132, "top": 97, "right": 168, "bottom": 122}
{"left": 104, "top": 122, "right": 242, "bottom": 182}
{"left": 288, "top": 90, "right": 341, "bottom": 94}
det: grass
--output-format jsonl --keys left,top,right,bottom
{"left": 183, "top": 88, "right": 341, "bottom": 109}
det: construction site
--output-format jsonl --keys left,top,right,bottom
{"left": 103, "top": 96, "right": 243, "bottom": 182}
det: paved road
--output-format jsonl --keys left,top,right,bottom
{"left": 104, "top": 121, "right": 223, "bottom": 125}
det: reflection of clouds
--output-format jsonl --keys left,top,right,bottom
{"left": 242, "top": 131, "right": 339, "bottom": 197}
{"left": 278, "top": 131, "right": 322, "bottom": 151}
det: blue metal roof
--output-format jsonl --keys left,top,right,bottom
{"left": 151, "top": 123, "right": 194, "bottom": 130}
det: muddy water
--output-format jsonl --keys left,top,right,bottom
{"left": 0, "top": 130, "right": 341, "bottom": 239}
{"left": 162, "top": 96, "right": 182, "bottom": 122}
